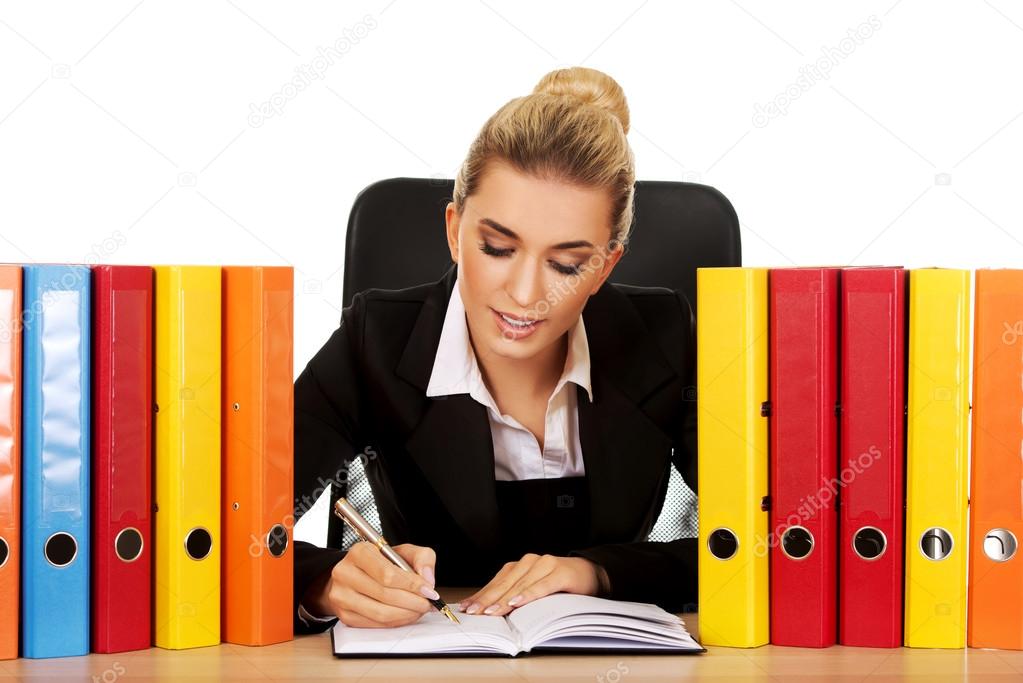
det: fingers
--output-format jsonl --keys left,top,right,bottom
{"left": 345, "top": 562, "right": 434, "bottom": 614}
{"left": 460, "top": 554, "right": 543, "bottom": 615}
{"left": 492, "top": 570, "right": 561, "bottom": 614}
{"left": 481, "top": 554, "right": 560, "bottom": 616}
{"left": 493, "top": 557, "right": 601, "bottom": 613}
{"left": 333, "top": 575, "right": 427, "bottom": 628}
{"left": 328, "top": 542, "right": 439, "bottom": 628}
{"left": 350, "top": 541, "right": 440, "bottom": 600}
{"left": 458, "top": 555, "right": 599, "bottom": 618}
{"left": 393, "top": 543, "right": 437, "bottom": 588}
{"left": 458, "top": 558, "right": 524, "bottom": 614}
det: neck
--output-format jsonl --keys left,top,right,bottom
{"left": 472, "top": 330, "right": 568, "bottom": 406}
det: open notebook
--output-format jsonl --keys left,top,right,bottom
{"left": 330, "top": 593, "right": 705, "bottom": 657}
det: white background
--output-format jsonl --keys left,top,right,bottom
{"left": 2, "top": 1, "right": 1019, "bottom": 544}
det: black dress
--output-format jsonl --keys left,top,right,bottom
{"left": 493, "top": 475, "right": 591, "bottom": 560}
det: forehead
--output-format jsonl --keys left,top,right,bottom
{"left": 469, "top": 161, "right": 612, "bottom": 245}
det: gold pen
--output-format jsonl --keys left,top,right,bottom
{"left": 333, "top": 497, "right": 460, "bottom": 624}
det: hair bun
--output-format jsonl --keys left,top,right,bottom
{"left": 532, "top": 67, "right": 630, "bottom": 135}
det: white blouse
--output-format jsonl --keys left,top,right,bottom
{"left": 425, "top": 276, "right": 593, "bottom": 480}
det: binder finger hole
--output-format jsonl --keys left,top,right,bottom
{"left": 983, "top": 528, "right": 1018, "bottom": 562}
{"left": 44, "top": 532, "right": 78, "bottom": 567}
{"left": 852, "top": 526, "right": 887, "bottom": 560}
{"left": 707, "top": 527, "right": 739, "bottom": 560}
{"left": 184, "top": 527, "right": 213, "bottom": 561}
{"left": 781, "top": 526, "right": 814, "bottom": 560}
{"left": 266, "top": 524, "right": 289, "bottom": 558}
{"left": 919, "top": 527, "right": 953, "bottom": 561}
{"left": 0, "top": 536, "right": 8, "bottom": 568}
{"left": 115, "top": 527, "right": 144, "bottom": 562}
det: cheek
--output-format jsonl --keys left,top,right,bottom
{"left": 459, "top": 248, "right": 503, "bottom": 307}
{"left": 539, "top": 276, "right": 590, "bottom": 325}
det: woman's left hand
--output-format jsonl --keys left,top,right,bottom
{"left": 458, "top": 553, "right": 608, "bottom": 617}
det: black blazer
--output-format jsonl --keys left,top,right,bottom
{"left": 293, "top": 262, "right": 698, "bottom": 633}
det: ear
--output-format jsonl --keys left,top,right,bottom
{"left": 589, "top": 239, "right": 625, "bottom": 294}
{"left": 444, "top": 202, "right": 460, "bottom": 263}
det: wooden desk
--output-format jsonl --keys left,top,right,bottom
{"left": 4, "top": 588, "right": 1023, "bottom": 681}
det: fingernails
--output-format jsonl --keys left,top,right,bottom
{"left": 466, "top": 602, "right": 480, "bottom": 615}
{"left": 421, "top": 566, "right": 436, "bottom": 587}
{"left": 420, "top": 585, "right": 440, "bottom": 600}
{"left": 483, "top": 604, "right": 499, "bottom": 615}
{"left": 507, "top": 595, "right": 522, "bottom": 607}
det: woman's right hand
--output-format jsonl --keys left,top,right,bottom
{"left": 305, "top": 541, "right": 441, "bottom": 628}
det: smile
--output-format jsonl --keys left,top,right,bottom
{"left": 491, "top": 308, "right": 544, "bottom": 339}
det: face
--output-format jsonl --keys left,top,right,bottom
{"left": 444, "top": 160, "right": 624, "bottom": 363}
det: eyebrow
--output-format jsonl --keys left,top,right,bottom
{"left": 478, "top": 218, "right": 595, "bottom": 250}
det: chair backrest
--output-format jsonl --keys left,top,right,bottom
{"left": 342, "top": 178, "right": 740, "bottom": 317}
{"left": 328, "top": 177, "right": 741, "bottom": 550}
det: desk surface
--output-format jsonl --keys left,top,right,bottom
{"left": 4, "top": 588, "right": 1023, "bottom": 682}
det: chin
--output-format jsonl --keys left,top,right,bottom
{"left": 486, "top": 336, "right": 541, "bottom": 360}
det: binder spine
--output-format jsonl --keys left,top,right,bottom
{"left": 91, "top": 265, "right": 153, "bottom": 653}
{"left": 838, "top": 267, "right": 907, "bottom": 648}
{"left": 904, "top": 268, "right": 971, "bottom": 649}
{"left": 967, "top": 269, "right": 1023, "bottom": 649}
{"left": 21, "top": 264, "right": 91, "bottom": 658}
{"left": 153, "top": 266, "right": 222, "bottom": 649}
{"left": 0, "top": 266, "right": 22, "bottom": 660}
{"left": 769, "top": 268, "right": 840, "bottom": 648}
{"left": 222, "top": 266, "right": 294, "bottom": 645}
{"left": 697, "top": 267, "right": 770, "bottom": 647}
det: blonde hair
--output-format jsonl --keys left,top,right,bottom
{"left": 453, "top": 67, "right": 635, "bottom": 248}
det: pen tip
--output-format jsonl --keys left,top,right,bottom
{"left": 442, "top": 606, "right": 460, "bottom": 624}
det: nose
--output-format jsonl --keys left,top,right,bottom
{"left": 505, "top": 255, "right": 544, "bottom": 312}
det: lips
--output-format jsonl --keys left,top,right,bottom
{"left": 491, "top": 308, "right": 544, "bottom": 339}
{"left": 495, "top": 309, "right": 538, "bottom": 323}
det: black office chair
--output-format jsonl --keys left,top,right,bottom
{"left": 329, "top": 177, "right": 741, "bottom": 552}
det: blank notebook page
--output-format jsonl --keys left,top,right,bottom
{"left": 332, "top": 611, "right": 520, "bottom": 656}
{"left": 507, "top": 593, "right": 700, "bottom": 651}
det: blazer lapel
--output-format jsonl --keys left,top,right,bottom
{"left": 395, "top": 263, "right": 503, "bottom": 552}
{"left": 402, "top": 393, "right": 502, "bottom": 552}
{"left": 577, "top": 283, "right": 679, "bottom": 544}
{"left": 577, "top": 380, "right": 674, "bottom": 545}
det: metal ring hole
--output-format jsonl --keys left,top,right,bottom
{"left": 184, "top": 527, "right": 213, "bottom": 561}
{"left": 920, "top": 527, "right": 953, "bottom": 561}
{"left": 0, "top": 536, "right": 8, "bottom": 569}
{"left": 983, "top": 528, "right": 1018, "bottom": 562}
{"left": 44, "top": 532, "right": 78, "bottom": 568}
{"left": 853, "top": 526, "right": 887, "bottom": 560}
{"left": 781, "top": 526, "right": 814, "bottom": 560}
{"left": 266, "top": 524, "right": 289, "bottom": 558}
{"left": 707, "top": 527, "right": 739, "bottom": 560}
{"left": 115, "top": 527, "right": 144, "bottom": 562}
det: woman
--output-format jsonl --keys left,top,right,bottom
{"left": 293, "top": 66, "right": 697, "bottom": 631}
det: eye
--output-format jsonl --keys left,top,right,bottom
{"left": 549, "top": 260, "right": 582, "bottom": 276}
{"left": 478, "top": 240, "right": 513, "bottom": 258}
{"left": 479, "top": 239, "right": 583, "bottom": 276}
